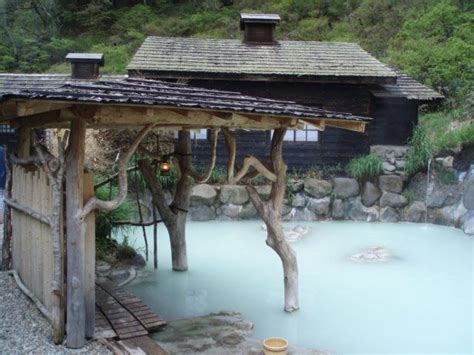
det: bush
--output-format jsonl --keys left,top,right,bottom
{"left": 405, "top": 125, "right": 433, "bottom": 176}
{"left": 95, "top": 183, "right": 133, "bottom": 260}
{"left": 346, "top": 154, "right": 383, "bottom": 181}
{"left": 116, "top": 236, "right": 137, "bottom": 260}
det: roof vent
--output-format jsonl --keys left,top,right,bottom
{"left": 240, "top": 13, "right": 280, "bottom": 44}
{"left": 66, "top": 53, "right": 104, "bottom": 80}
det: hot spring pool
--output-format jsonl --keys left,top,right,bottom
{"left": 119, "top": 221, "right": 473, "bottom": 354}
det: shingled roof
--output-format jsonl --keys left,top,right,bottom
{"left": 0, "top": 77, "right": 370, "bottom": 123}
{"left": 0, "top": 74, "right": 125, "bottom": 99}
{"left": 127, "top": 37, "right": 397, "bottom": 84}
{"left": 374, "top": 71, "right": 444, "bottom": 101}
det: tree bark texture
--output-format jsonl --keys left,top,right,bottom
{"left": 65, "top": 117, "right": 87, "bottom": 349}
{"left": 222, "top": 128, "right": 236, "bottom": 183}
{"left": 138, "top": 130, "right": 192, "bottom": 272}
{"left": 245, "top": 128, "right": 299, "bottom": 312}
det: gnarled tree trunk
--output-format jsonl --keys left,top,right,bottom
{"left": 139, "top": 130, "right": 192, "bottom": 271}
{"left": 237, "top": 128, "right": 299, "bottom": 312}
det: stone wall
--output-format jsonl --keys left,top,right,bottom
{"left": 187, "top": 161, "right": 474, "bottom": 236}
{"left": 370, "top": 145, "right": 409, "bottom": 176}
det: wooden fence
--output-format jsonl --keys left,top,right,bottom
{"left": 11, "top": 164, "right": 61, "bottom": 312}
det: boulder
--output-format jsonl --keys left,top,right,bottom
{"left": 427, "top": 186, "right": 461, "bottom": 208}
{"left": 429, "top": 202, "right": 467, "bottom": 227}
{"left": 380, "top": 207, "right": 400, "bottom": 223}
{"left": 219, "top": 185, "right": 249, "bottom": 205}
{"left": 304, "top": 178, "right": 332, "bottom": 198}
{"left": 96, "top": 261, "right": 111, "bottom": 275}
{"left": 238, "top": 203, "right": 257, "bottom": 219}
{"left": 282, "top": 204, "right": 293, "bottom": 216}
{"left": 462, "top": 210, "right": 474, "bottom": 235}
{"left": 378, "top": 175, "right": 403, "bottom": 193}
{"left": 332, "top": 178, "right": 359, "bottom": 199}
{"left": 404, "top": 201, "right": 427, "bottom": 223}
{"left": 463, "top": 177, "right": 474, "bottom": 210}
{"left": 130, "top": 254, "right": 146, "bottom": 268}
{"left": 190, "top": 184, "right": 217, "bottom": 206}
{"left": 293, "top": 208, "right": 317, "bottom": 221}
{"left": 382, "top": 162, "right": 396, "bottom": 173}
{"left": 365, "top": 206, "right": 380, "bottom": 222}
{"left": 348, "top": 199, "right": 366, "bottom": 221}
{"left": 287, "top": 178, "right": 304, "bottom": 193}
{"left": 307, "top": 197, "right": 331, "bottom": 216}
{"left": 331, "top": 199, "right": 345, "bottom": 219}
{"left": 221, "top": 204, "right": 241, "bottom": 219}
{"left": 291, "top": 193, "right": 306, "bottom": 208}
{"left": 370, "top": 145, "right": 409, "bottom": 159}
{"left": 348, "top": 198, "right": 379, "bottom": 222}
{"left": 379, "top": 192, "right": 408, "bottom": 208}
{"left": 190, "top": 205, "right": 216, "bottom": 221}
{"left": 361, "top": 181, "right": 381, "bottom": 207}
{"left": 255, "top": 185, "right": 272, "bottom": 200}
{"left": 395, "top": 160, "right": 406, "bottom": 169}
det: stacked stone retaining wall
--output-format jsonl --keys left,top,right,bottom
{"left": 186, "top": 161, "right": 474, "bottom": 235}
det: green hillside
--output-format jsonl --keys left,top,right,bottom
{"left": 1, "top": 0, "right": 473, "bottom": 153}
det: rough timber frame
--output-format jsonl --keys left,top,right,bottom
{"left": 0, "top": 97, "right": 367, "bottom": 349}
{"left": 1, "top": 100, "right": 368, "bottom": 132}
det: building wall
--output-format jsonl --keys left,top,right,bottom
{"left": 368, "top": 97, "right": 419, "bottom": 146}
{"left": 188, "top": 80, "right": 383, "bottom": 169}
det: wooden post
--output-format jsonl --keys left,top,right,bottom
{"left": 83, "top": 174, "right": 96, "bottom": 338}
{"left": 16, "top": 126, "right": 31, "bottom": 158}
{"left": 65, "top": 117, "right": 87, "bottom": 348}
{"left": 1, "top": 146, "right": 12, "bottom": 271}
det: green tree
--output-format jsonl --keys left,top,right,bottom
{"left": 388, "top": 0, "right": 474, "bottom": 102}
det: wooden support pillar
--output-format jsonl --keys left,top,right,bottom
{"left": 83, "top": 174, "right": 96, "bottom": 338}
{"left": 65, "top": 117, "right": 86, "bottom": 348}
{"left": 16, "top": 125, "right": 31, "bottom": 158}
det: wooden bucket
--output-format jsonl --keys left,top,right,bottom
{"left": 263, "top": 337, "right": 289, "bottom": 355}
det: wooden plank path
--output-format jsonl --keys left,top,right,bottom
{"left": 95, "top": 282, "right": 166, "bottom": 340}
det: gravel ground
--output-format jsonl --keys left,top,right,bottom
{"left": 0, "top": 272, "right": 111, "bottom": 354}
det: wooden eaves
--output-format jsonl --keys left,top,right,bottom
{"left": 0, "top": 78, "right": 371, "bottom": 132}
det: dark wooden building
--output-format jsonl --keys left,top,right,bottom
{"left": 127, "top": 13, "right": 443, "bottom": 170}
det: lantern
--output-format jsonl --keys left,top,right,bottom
{"left": 160, "top": 158, "right": 171, "bottom": 175}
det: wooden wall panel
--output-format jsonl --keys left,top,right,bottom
{"left": 11, "top": 165, "right": 61, "bottom": 313}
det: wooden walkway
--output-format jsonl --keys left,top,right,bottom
{"left": 95, "top": 282, "right": 166, "bottom": 340}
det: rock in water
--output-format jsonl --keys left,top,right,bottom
{"left": 350, "top": 246, "right": 394, "bottom": 263}
{"left": 285, "top": 231, "right": 302, "bottom": 243}
{"left": 293, "top": 225, "right": 309, "bottom": 236}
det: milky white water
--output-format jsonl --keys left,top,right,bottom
{"left": 119, "top": 221, "right": 473, "bottom": 354}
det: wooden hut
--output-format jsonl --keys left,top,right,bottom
{"left": 127, "top": 13, "right": 444, "bottom": 169}
{"left": 0, "top": 63, "right": 370, "bottom": 348}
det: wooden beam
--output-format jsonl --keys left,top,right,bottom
{"left": 0, "top": 101, "right": 17, "bottom": 118}
{"left": 81, "top": 106, "right": 289, "bottom": 129}
{"left": 324, "top": 119, "right": 367, "bottom": 133}
{"left": 301, "top": 119, "right": 326, "bottom": 131}
{"left": 16, "top": 100, "right": 71, "bottom": 117}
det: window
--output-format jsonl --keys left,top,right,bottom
{"left": 192, "top": 129, "right": 207, "bottom": 140}
{"left": 282, "top": 125, "right": 319, "bottom": 142}
{"left": 174, "top": 129, "right": 208, "bottom": 140}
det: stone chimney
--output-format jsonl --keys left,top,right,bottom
{"left": 66, "top": 53, "right": 104, "bottom": 80}
{"left": 240, "top": 13, "right": 281, "bottom": 44}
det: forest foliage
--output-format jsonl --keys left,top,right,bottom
{"left": 0, "top": 0, "right": 472, "bottom": 103}
{"left": 0, "top": 0, "right": 472, "bottom": 157}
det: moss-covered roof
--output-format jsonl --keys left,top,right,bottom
{"left": 127, "top": 37, "right": 397, "bottom": 83}
{"left": 375, "top": 71, "right": 444, "bottom": 101}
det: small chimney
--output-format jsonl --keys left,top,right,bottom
{"left": 240, "top": 13, "right": 280, "bottom": 44}
{"left": 66, "top": 53, "right": 104, "bottom": 80}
